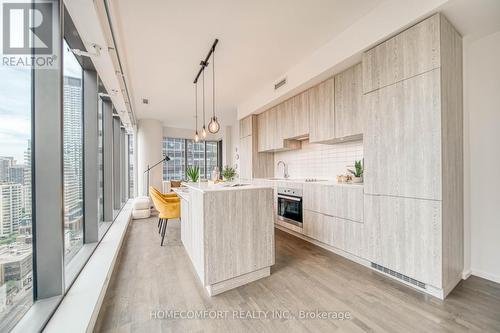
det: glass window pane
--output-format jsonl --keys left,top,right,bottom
{"left": 63, "top": 40, "right": 83, "bottom": 263}
{"left": 206, "top": 142, "right": 219, "bottom": 180}
{"left": 0, "top": 66, "right": 33, "bottom": 329}
{"left": 163, "top": 137, "right": 185, "bottom": 181}
{"left": 98, "top": 98, "right": 104, "bottom": 222}
{"left": 128, "top": 134, "right": 134, "bottom": 198}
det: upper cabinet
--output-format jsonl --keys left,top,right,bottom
{"left": 334, "top": 63, "right": 363, "bottom": 139}
{"left": 362, "top": 14, "right": 440, "bottom": 94}
{"left": 239, "top": 115, "right": 273, "bottom": 180}
{"left": 308, "top": 77, "right": 335, "bottom": 143}
{"left": 282, "top": 91, "right": 309, "bottom": 139}
{"left": 239, "top": 115, "right": 253, "bottom": 138}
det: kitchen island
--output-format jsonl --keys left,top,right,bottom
{"left": 173, "top": 182, "right": 275, "bottom": 296}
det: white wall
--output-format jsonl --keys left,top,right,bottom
{"left": 137, "top": 119, "right": 163, "bottom": 196}
{"left": 463, "top": 30, "right": 500, "bottom": 283}
{"left": 274, "top": 140, "right": 363, "bottom": 180}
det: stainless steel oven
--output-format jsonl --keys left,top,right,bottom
{"left": 277, "top": 187, "right": 303, "bottom": 228}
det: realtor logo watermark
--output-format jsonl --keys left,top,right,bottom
{"left": 1, "top": 0, "right": 57, "bottom": 68}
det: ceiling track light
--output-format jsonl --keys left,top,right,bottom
{"left": 193, "top": 39, "right": 220, "bottom": 136}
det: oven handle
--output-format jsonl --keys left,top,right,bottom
{"left": 277, "top": 194, "right": 302, "bottom": 202}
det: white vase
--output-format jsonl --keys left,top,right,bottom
{"left": 351, "top": 176, "right": 363, "bottom": 183}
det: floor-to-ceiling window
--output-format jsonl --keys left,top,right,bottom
{"left": 128, "top": 134, "right": 134, "bottom": 198}
{"left": 163, "top": 137, "right": 221, "bottom": 181}
{"left": 98, "top": 97, "right": 104, "bottom": 222}
{"left": 0, "top": 65, "right": 33, "bottom": 332}
{"left": 62, "top": 40, "right": 84, "bottom": 263}
{"left": 163, "top": 138, "right": 186, "bottom": 180}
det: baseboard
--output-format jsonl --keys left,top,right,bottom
{"left": 206, "top": 267, "right": 271, "bottom": 296}
{"left": 462, "top": 269, "right": 472, "bottom": 280}
{"left": 275, "top": 224, "right": 446, "bottom": 299}
{"left": 471, "top": 269, "right": 500, "bottom": 284}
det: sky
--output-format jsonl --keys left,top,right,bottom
{"left": 0, "top": 40, "right": 82, "bottom": 163}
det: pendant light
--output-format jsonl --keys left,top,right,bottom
{"left": 201, "top": 68, "right": 207, "bottom": 139}
{"left": 208, "top": 47, "right": 220, "bottom": 134}
{"left": 194, "top": 82, "right": 199, "bottom": 142}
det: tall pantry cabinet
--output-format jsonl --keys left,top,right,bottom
{"left": 362, "top": 13, "right": 463, "bottom": 298}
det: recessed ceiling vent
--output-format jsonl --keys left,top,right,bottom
{"left": 142, "top": 98, "right": 149, "bottom": 105}
{"left": 274, "top": 77, "right": 287, "bottom": 90}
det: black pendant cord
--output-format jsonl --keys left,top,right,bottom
{"left": 202, "top": 70, "right": 206, "bottom": 131}
{"left": 195, "top": 82, "right": 198, "bottom": 134}
{"left": 212, "top": 47, "right": 216, "bottom": 119}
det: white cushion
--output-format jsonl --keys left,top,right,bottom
{"left": 132, "top": 208, "right": 150, "bottom": 219}
{"left": 133, "top": 196, "right": 150, "bottom": 210}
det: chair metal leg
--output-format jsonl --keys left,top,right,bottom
{"left": 158, "top": 218, "right": 162, "bottom": 234}
{"left": 161, "top": 219, "right": 168, "bottom": 246}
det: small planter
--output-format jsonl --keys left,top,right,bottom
{"left": 351, "top": 176, "right": 363, "bottom": 184}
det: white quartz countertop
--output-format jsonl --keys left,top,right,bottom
{"left": 181, "top": 181, "right": 273, "bottom": 193}
{"left": 253, "top": 178, "right": 364, "bottom": 187}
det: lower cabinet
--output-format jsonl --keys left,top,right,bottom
{"left": 303, "top": 209, "right": 364, "bottom": 257}
{"left": 363, "top": 194, "right": 442, "bottom": 288}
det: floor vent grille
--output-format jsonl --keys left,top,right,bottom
{"left": 371, "top": 263, "right": 426, "bottom": 289}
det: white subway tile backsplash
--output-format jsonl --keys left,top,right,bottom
{"left": 274, "top": 140, "right": 363, "bottom": 179}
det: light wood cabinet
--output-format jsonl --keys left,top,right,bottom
{"left": 363, "top": 194, "right": 442, "bottom": 288}
{"left": 257, "top": 105, "right": 301, "bottom": 152}
{"left": 308, "top": 77, "right": 335, "bottom": 143}
{"left": 282, "top": 91, "right": 309, "bottom": 139}
{"left": 303, "top": 209, "right": 364, "bottom": 257}
{"left": 334, "top": 63, "right": 363, "bottom": 139}
{"left": 239, "top": 116, "right": 253, "bottom": 138}
{"left": 303, "top": 183, "right": 363, "bottom": 222}
{"left": 363, "top": 68, "right": 442, "bottom": 200}
{"left": 362, "top": 14, "right": 463, "bottom": 296}
{"left": 362, "top": 14, "right": 440, "bottom": 94}
{"left": 239, "top": 115, "right": 274, "bottom": 180}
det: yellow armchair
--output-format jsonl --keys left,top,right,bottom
{"left": 149, "top": 186, "right": 180, "bottom": 246}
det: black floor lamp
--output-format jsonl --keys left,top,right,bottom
{"left": 144, "top": 155, "right": 170, "bottom": 194}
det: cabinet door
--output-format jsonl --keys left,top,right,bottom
{"left": 303, "top": 209, "right": 344, "bottom": 250}
{"left": 334, "top": 63, "right": 363, "bottom": 138}
{"left": 303, "top": 184, "right": 364, "bottom": 223}
{"left": 257, "top": 111, "right": 268, "bottom": 152}
{"left": 363, "top": 194, "right": 442, "bottom": 287}
{"left": 239, "top": 116, "right": 253, "bottom": 138}
{"left": 239, "top": 135, "right": 253, "bottom": 180}
{"left": 291, "top": 91, "right": 309, "bottom": 138}
{"left": 362, "top": 14, "right": 440, "bottom": 94}
{"left": 308, "top": 77, "right": 335, "bottom": 143}
{"left": 364, "top": 69, "right": 441, "bottom": 200}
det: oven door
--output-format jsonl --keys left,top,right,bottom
{"left": 277, "top": 194, "right": 303, "bottom": 227}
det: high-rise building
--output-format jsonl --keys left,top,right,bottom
{"left": 0, "top": 183, "right": 22, "bottom": 237}
{"left": 23, "top": 142, "right": 31, "bottom": 220}
{"left": 8, "top": 165, "right": 25, "bottom": 185}
{"left": 0, "top": 157, "right": 14, "bottom": 182}
{"left": 63, "top": 76, "right": 83, "bottom": 229}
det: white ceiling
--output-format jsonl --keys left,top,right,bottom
{"left": 108, "top": 0, "right": 384, "bottom": 129}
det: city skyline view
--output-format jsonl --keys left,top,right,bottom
{"left": 0, "top": 39, "right": 84, "bottom": 331}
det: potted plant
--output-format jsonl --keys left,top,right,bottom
{"left": 186, "top": 165, "right": 200, "bottom": 182}
{"left": 222, "top": 165, "right": 237, "bottom": 182}
{"left": 348, "top": 160, "right": 363, "bottom": 183}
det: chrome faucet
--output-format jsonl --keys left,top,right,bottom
{"left": 277, "top": 160, "right": 289, "bottom": 179}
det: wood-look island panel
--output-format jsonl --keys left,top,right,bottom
{"left": 181, "top": 183, "right": 275, "bottom": 296}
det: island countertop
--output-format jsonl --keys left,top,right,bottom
{"left": 181, "top": 181, "right": 273, "bottom": 193}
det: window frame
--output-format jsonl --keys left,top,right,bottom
{"left": 162, "top": 137, "right": 222, "bottom": 181}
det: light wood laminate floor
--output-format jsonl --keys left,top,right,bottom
{"left": 95, "top": 217, "right": 500, "bottom": 333}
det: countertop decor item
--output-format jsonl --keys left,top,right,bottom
{"left": 348, "top": 160, "right": 363, "bottom": 183}
{"left": 187, "top": 165, "right": 200, "bottom": 182}
{"left": 222, "top": 165, "right": 237, "bottom": 181}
